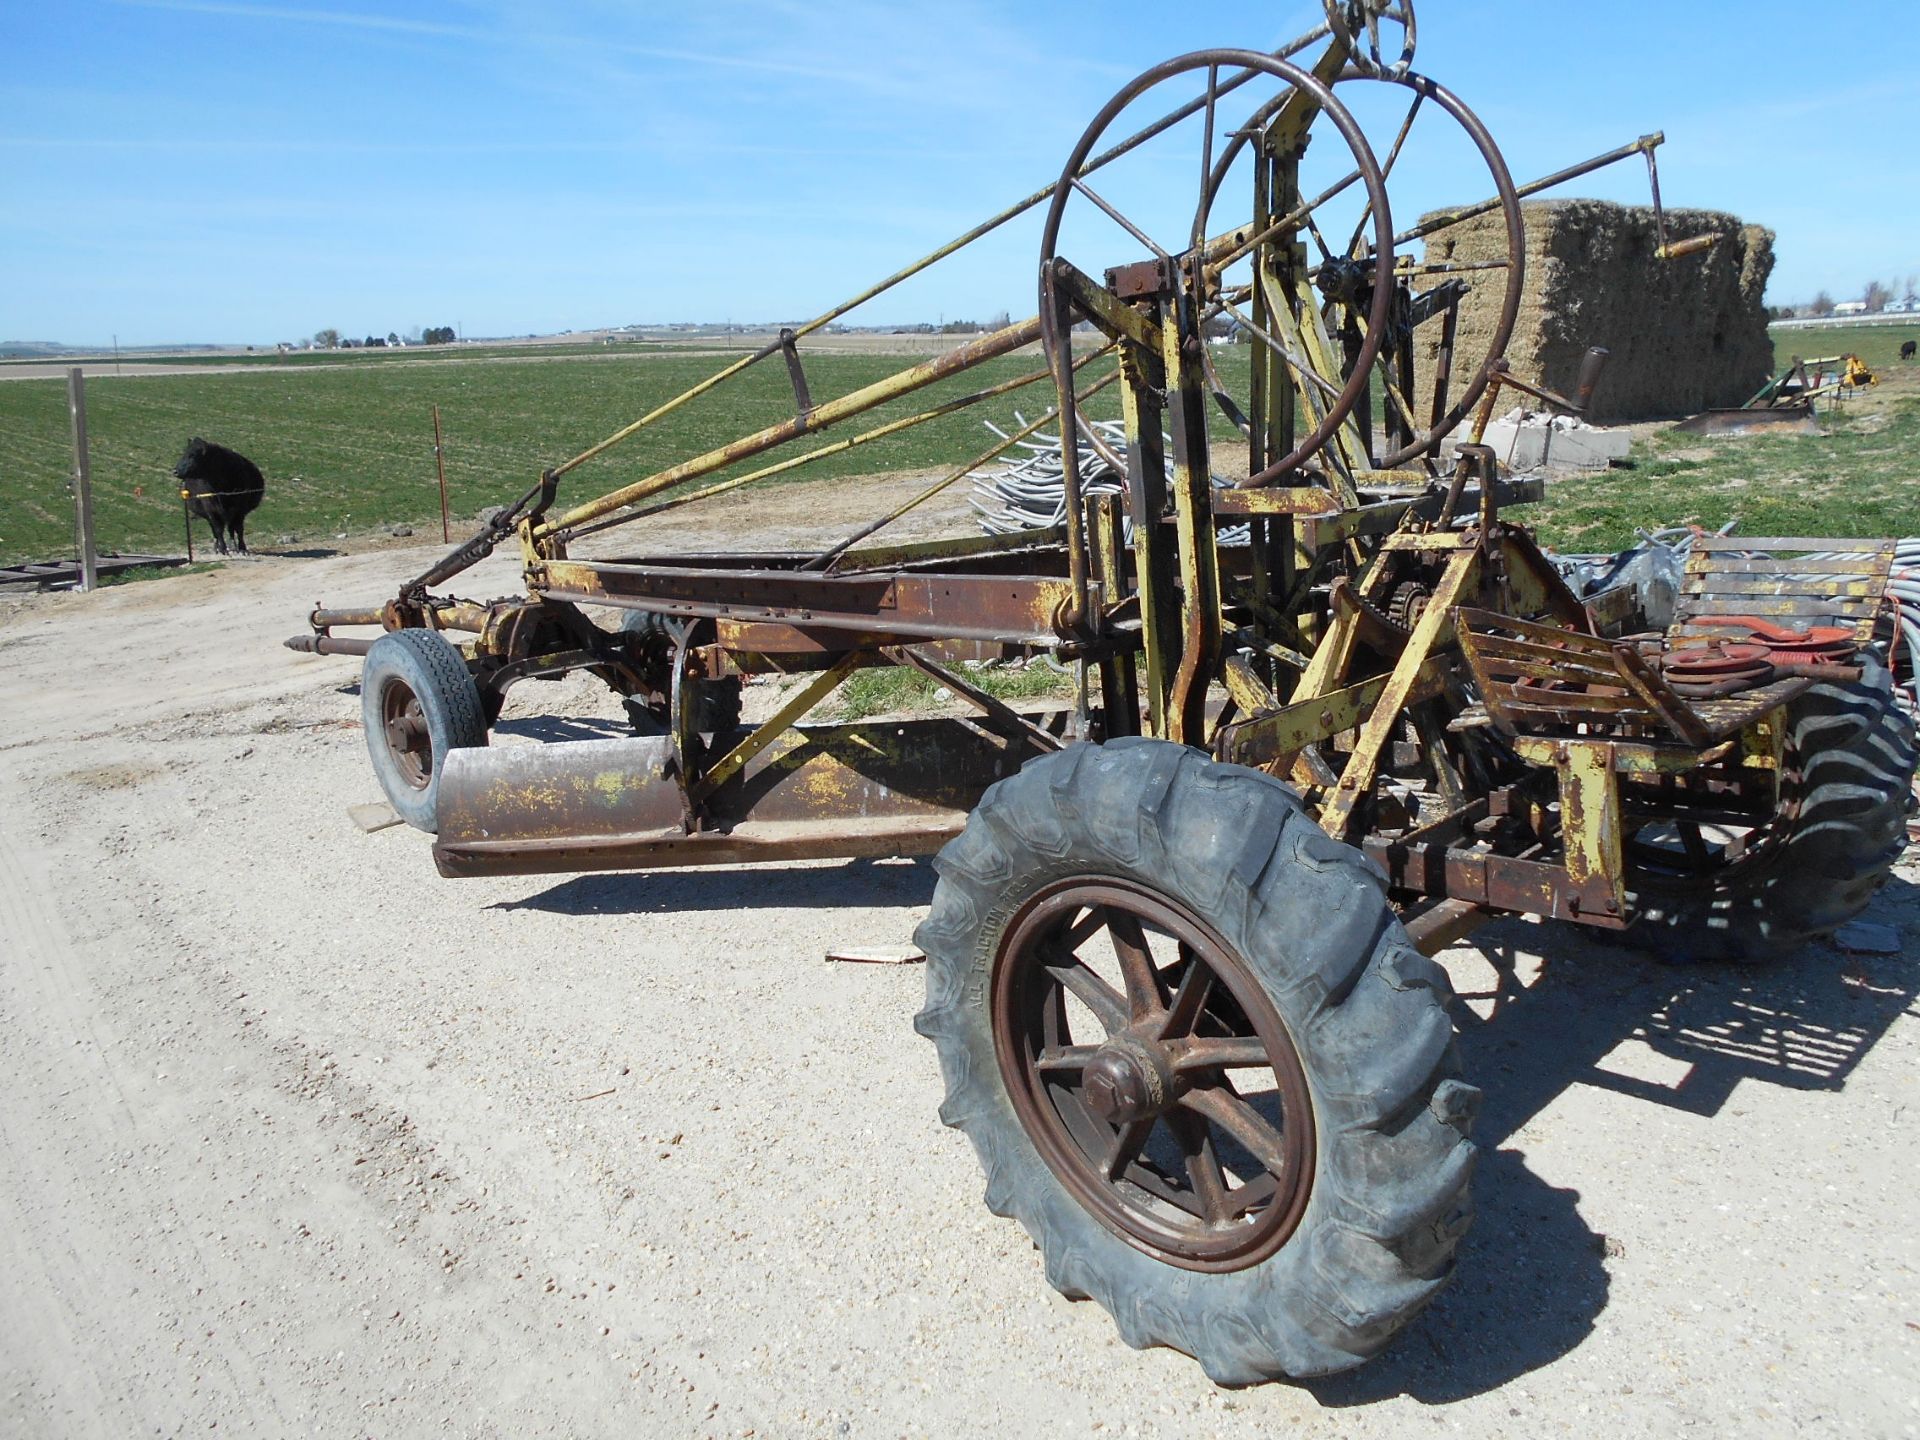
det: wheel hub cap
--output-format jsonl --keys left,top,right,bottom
{"left": 1082, "top": 1039, "right": 1171, "bottom": 1125}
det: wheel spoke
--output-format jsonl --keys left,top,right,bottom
{"left": 1160, "top": 947, "right": 1216, "bottom": 1037}
{"left": 1199, "top": 63, "right": 1218, "bottom": 205}
{"left": 1070, "top": 176, "right": 1172, "bottom": 263}
{"left": 1180, "top": 1085, "right": 1290, "bottom": 1177}
{"left": 1227, "top": 1170, "right": 1277, "bottom": 1219}
{"left": 1209, "top": 168, "right": 1362, "bottom": 273}
{"left": 1372, "top": 344, "right": 1423, "bottom": 436}
{"left": 1057, "top": 906, "right": 1105, "bottom": 953}
{"left": 1101, "top": 1117, "right": 1154, "bottom": 1181}
{"left": 1041, "top": 947, "right": 1130, "bottom": 1034}
{"left": 1217, "top": 295, "right": 1343, "bottom": 403}
{"left": 1302, "top": 207, "right": 1338, "bottom": 266}
{"left": 1166, "top": 1109, "right": 1230, "bottom": 1225}
{"left": 1034, "top": 1044, "right": 1103, "bottom": 1072}
{"left": 1103, "top": 908, "right": 1166, "bottom": 1021}
{"left": 1395, "top": 258, "right": 1511, "bottom": 276}
{"left": 1344, "top": 89, "right": 1424, "bottom": 257}
{"left": 1169, "top": 1037, "right": 1271, "bottom": 1072}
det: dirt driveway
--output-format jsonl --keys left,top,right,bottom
{"left": 1, "top": 525, "right": 1915, "bottom": 1437}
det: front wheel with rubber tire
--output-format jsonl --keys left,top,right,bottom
{"left": 913, "top": 738, "right": 1479, "bottom": 1383}
{"left": 361, "top": 628, "right": 488, "bottom": 833}
{"left": 1622, "top": 651, "right": 1916, "bottom": 963}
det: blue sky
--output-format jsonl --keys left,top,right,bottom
{"left": 3, "top": 1, "right": 1916, "bottom": 346}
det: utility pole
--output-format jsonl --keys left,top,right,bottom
{"left": 67, "top": 368, "right": 98, "bottom": 591}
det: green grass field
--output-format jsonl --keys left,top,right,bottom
{"left": 1767, "top": 319, "right": 1920, "bottom": 374}
{"left": 0, "top": 347, "right": 1122, "bottom": 565}
{"left": 4, "top": 320, "right": 1918, "bottom": 567}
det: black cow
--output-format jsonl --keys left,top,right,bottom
{"left": 1902, "top": 340, "right": 1917, "bottom": 361}
{"left": 173, "top": 437, "right": 266, "bottom": 555}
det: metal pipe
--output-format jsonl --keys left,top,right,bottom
{"left": 284, "top": 634, "right": 374, "bottom": 657}
{"left": 809, "top": 364, "right": 1125, "bottom": 572}
{"left": 1393, "top": 132, "right": 1664, "bottom": 249}
{"left": 1404, "top": 898, "right": 1488, "bottom": 956}
{"left": 538, "top": 316, "right": 1044, "bottom": 537}
{"left": 310, "top": 605, "right": 384, "bottom": 629}
{"left": 557, "top": 352, "right": 1083, "bottom": 543}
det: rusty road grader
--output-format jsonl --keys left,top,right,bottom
{"left": 291, "top": 3, "right": 1916, "bottom": 1384}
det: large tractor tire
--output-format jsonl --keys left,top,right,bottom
{"left": 913, "top": 738, "right": 1479, "bottom": 1383}
{"left": 361, "top": 628, "right": 488, "bottom": 833}
{"left": 1624, "top": 652, "right": 1916, "bottom": 963}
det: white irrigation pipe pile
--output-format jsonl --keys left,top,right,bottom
{"left": 968, "top": 417, "right": 1249, "bottom": 545}
{"left": 1877, "top": 539, "right": 1920, "bottom": 712}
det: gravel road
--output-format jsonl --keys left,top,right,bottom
{"left": 1, "top": 525, "right": 1915, "bottom": 1438}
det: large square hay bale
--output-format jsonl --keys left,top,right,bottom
{"left": 1415, "top": 200, "right": 1774, "bottom": 424}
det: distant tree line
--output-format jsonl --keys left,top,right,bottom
{"left": 307, "top": 325, "right": 457, "bottom": 349}
{"left": 1772, "top": 276, "right": 1918, "bottom": 321}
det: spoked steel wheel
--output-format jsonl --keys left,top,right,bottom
{"left": 916, "top": 739, "right": 1478, "bottom": 1382}
{"left": 1036, "top": 49, "right": 1396, "bottom": 486}
{"left": 1193, "top": 66, "right": 1524, "bottom": 473}
{"left": 1327, "top": 0, "right": 1417, "bottom": 80}
{"left": 993, "top": 877, "right": 1314, "bottom": 1272}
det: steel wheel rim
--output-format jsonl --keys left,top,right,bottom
{"left": 1192, "top": 68, "right": 1524, "bottom": 471}
{"left": 380, "top": 677, "right": 433, "bottom": 790}
{"left": 991, "top": 876, "right": 1316, "bottom": 1272}
{"left": 1036, "top": 48, "right": 1394, "bottom": 489}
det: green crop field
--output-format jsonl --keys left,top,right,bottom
{"left": 1766, "top": 319, "right": 1920, "bottom": 374}
{"left": 1529, "top": 390, "right": 1920, "bottom": 554}
{"left": 4, "top": 321, "right": 1918, "bottom": 569}
{"left": 0, "top": 347, "right": 1126, "bottom": 566}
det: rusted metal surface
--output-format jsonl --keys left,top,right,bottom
{"left": 1672, "top": 536, "right": 1894, "bottom": 646}
{"left": 434, "top": 716, "right": 1054, "bottom": 877}
{"left": 1456, "top": 608, "right": 1818, "bottom": 747}
{"left": 532, "top": 560, "right": 1078, "bottom": 647}
{"left": 989, "top": 876, "right": 1316, "bottom": 1270}
{"left": 289, "top": 2, "right": 1903, "bottom": 949}
{"left": 1403, "top": 899, "right": 1489, "bottom": 956}
{"left": 1555, "top": 740, "right": 1625, "bottom": 915}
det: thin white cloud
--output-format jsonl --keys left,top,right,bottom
{"left": 110, "top": 0, "right": 897, "bottom": 92}
{"left": 112, "top": 0, "right": 485, "bottom": 39}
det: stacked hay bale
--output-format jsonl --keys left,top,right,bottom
{"left": 1415, "top": 200, "right": 1775, "bottom": 424}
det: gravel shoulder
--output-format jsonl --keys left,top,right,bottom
{"left": 0, "top": 529, "right": 1915, "bottom": 1437}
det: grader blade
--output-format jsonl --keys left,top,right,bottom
{"left": 432, "top": 717, "right": 1057, "bottom": 878}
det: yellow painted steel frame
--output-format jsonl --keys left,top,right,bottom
{"left": 1509, "top": 710, "right": 1787, "bottom": 924}
{"left": 1213, "top": 517, "right": 1800, "bottom": 928}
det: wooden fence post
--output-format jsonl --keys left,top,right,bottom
{"left": 433, "top": 404, "right": 450, "bottom": 542}
{"left": 67, "top": 368, "right": 98, "bottom": 591}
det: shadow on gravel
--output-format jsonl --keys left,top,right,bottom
{"left": 256, "top": 547, "right": 341, "bottom": 560}
{"left": 492, "top": 855, "right": 937, "bottom": 917}
{"left": 493, "top": 715, "right": 630, "bottom": 743}
{"left": 1314, "top": 877, "right": 1919, "bottom": 1407}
